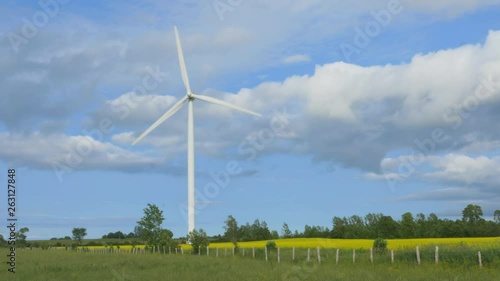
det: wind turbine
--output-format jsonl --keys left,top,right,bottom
{"left": 132, "top": 26, "right": 261, "bottom": 236}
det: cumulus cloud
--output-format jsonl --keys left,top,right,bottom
{"left": 0, "top": 132, "right": 183, "bottom": 180}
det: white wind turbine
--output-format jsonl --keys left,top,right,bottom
{"left": 132, "top": 26, "right": 260, "bottom": 235}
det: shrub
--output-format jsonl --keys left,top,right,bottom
{"left": 266, "top": 241, "right": 277, "bottom": 252}
{"left": 373, "top": 238, "right": 387, "bottom": 253}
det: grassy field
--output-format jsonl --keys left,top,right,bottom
{"left": 1, "top": 248, "right": 500, "bottom": 281}
{"left": 2, "top": 238, "right": 499, "bottom": 281}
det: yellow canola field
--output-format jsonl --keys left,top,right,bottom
{"left": 78, "top": 237, "right": 499, "bottom": 251}
{"left": 203, "top": 237, "right": 500, "bottom": 250}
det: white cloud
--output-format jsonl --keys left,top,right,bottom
{"left": 283, "top": 54, "right": 311, "bottom": 64}
{"left": 0, "top": 132, "right": 181, "bottom": 178}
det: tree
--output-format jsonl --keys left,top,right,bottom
{"left": 494, "top": 210, "right": 500, "bottom": 224}
{"left": 16, "top": 227, "right": 29, "bottom": 246}
{"left": 281, "top": 223, "right": 292, "bottom": 238}
{"left": 376, "top": 215, "right": 399, "bottom": 239}
{"left": 137, "top": 203, "right": 165, "bottom": 247}
{"left": 72, "top": 228, "right": 87, "bottom": 243}
{"left": 332, "top": 217, "right": 347, "bottom": 238}
{"left": 462, "top": 204, "right": 483, "bottom": 224}
{"left": 188, "top": 229, "right": 209, "bottom": 254}
{"left": 223, "top": 215, "right": 239, "bottom": 244}
{"left": 400, "top": 212, "right": 416, "bottom": 238}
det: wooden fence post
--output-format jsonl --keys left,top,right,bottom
{"left": 278, "top": 247, "right": 280, "bottom": 263}
{"left": 416, "top": 246, "right": 421, "bottom": 265}
{"left": 253, "top": 246, "right": 255, "bottom": 259}
{"left": 478, "top": 251, "right": 482, "bottom": 268}
{"left": 216, "top": 247, "right": 219, "bottom": 257}
{"left": 391, "top": 249, "right": 394, "bottom": 264}
{"left": 352, "top": 249, "right": 356, "bottom": 263}
{"left": 232, "top": 246, "right": 235, "bottom": 256}
{"left": 292, "top": 247, "right": 295, "bottom": 261}
{"left": 307, "top": 248, "right": 310, "bottom": 262}
{"left": 265, "top": 246, "right": 268, "bottom": 262}
{"left": 336, "top": 249, "right": 339, "bottom": 264}
{"left": 370, "top": 248, "right": 373, "bottom": 263}
{"left": 435, "top": 246, "right": 439, "bottom": 264}
{"left": 207, "top": 246, "right": 209, "bottom": 256}
{"left": 317, "top": 247, "right": 321, "bottom": 264}
{"left": 242, "top": 247, "right": 245, "bottom": 257}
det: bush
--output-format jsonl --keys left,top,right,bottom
{"left": 266, "top": 241, "right": 277, "bottom": 252}
{"left": 373, "top": 238, "right": 387, "bottom": 253}
{"left": 187, "top": 229, "right": 210, "bottom": 254}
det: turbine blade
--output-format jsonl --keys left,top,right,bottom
{"left": 174, "top": 26, "right": 192, "bottom": 94}
{"left": 192, "top": 94, "right": 261, "bottom": 117}
{"left": 132, "top": 96, "right": 188, "bottom": 145}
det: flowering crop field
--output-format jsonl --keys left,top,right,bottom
{"left": 76, "top": 237, "right": 500, "bottom": 251}
{"left": 201, "top": 237, "right": 500, "bottom": 250}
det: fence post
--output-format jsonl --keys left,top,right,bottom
{"left": 181, "top": 247, "right": 184, "bottom": 255}
{"left": 307, "top": 248, "right": 310, "bottom": 262}
{"left": 225, "top": 247, "right": 227, "bottom": 256}
{"left": 435, "top": 246, "right": 439, "bottom": 264}
{"left": 317, "top": 247, "right": 321, "bottom": 264}
{"left": 265, "top": 246, "right": 268, "bottom": 262}
{"left": 175, "top": 248, "right": 178, "bottom": 254}
{"left": 292, "top": 247, "right": 295, "bottom": 261}
{"left": 253, "top": 246, "right": 255, "bottom": 259}
{"left": 370, "top": 248, "right": 373, "bottom": 263}
{"left": 336, "top": 249, "right": 339, "bottom": 264}
{"left": 216, "top": 247, "right": 219, "bottom": 257}
{"left": 478, "top": 251, "right": 482, "bottom": 268}
{"left": 278, "top": 247, "right": 280, "bottom": 263}
{"left": 242, "top": 247, "right": 245, "bottom": 257}
{"left": 352, "top": 249, "right": 356, "bottom": 263}
{"left": 232, "top": 246, "right": 235, "bottom": 256}
{"left": 207, "top": 246, "right": 209, "bottom": 256}
{"left": 391, "top": 249, "right": 394, "bottom": 264}
{"left": 416, "top": 246, "right": 421, "bottom": 265}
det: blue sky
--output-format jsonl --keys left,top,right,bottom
{"left": 1, "top": 0, "right": 500, "bottom": 239}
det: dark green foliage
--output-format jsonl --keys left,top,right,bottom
{"left": 330, "top": 205, "right": 500, "bottom": 239}
{"left": 188, "top": 229, "right": 209, "bottom": 254}
{"left": 266, "top": 241, "right": 277, "bottom": 252}
{"left": 72, "top": 228, "right": 87, "bottom": 243}
{"left": 373, "top": 238, "right": 387, "bottom": 253}
{"left": 136, "top": 203, "right": 177, "bottom": 249}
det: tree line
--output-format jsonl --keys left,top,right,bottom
{"left": 221, "top": 204, "right": 500, "bottom": 242}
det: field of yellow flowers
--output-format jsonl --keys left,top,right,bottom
{"left": 201, "top": 237, "right": 500, "bottom": 251}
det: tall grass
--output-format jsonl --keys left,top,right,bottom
{"left": 1, "top": 244, "right": 499, "bottom": 281}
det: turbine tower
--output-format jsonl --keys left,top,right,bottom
{"left": 132, "top": 26, "right": 260, "bottom": 235}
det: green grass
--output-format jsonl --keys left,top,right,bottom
{"left": 1, "top": 247, "right": 499, "bottom": 281}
